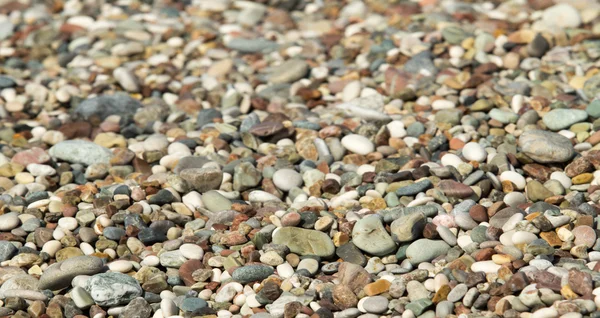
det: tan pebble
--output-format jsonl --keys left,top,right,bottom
{"left": 15, "top": 172, "right": 34, "bottom": 184}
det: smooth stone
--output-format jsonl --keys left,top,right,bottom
{"left": 352, "top": 216, "right": 397, "bottom": 256}
{"left": 74, "top": 94, "right": 141, "bottom": 121}
{"left": 180, "top": 244, "right": 204, "bottom": 260}
{"left": 0, "top": 213, "right": 20, "bottom": 231}
{"left": 108, "top": 260, "right": 133, "bottom": 273}
{"left": 268, "top": 60, "right": 309, "bottom": 84}
{"left": 180, "top": 297, "right": 208, "bottom": 312}
{"left": 202, "top": 191, "right": 232, "bottom": 212}
{"left": 39, "top": 256, "right": 105, "bottom": 290}
{"left": 272, "top": 227, "right": 335, "bottom": 257}
{"left": 362, "top": 296, "right": 388, "bottom": 314}
{"left": 406, "top": 239, "right": 450, "bottom": 265}
{"left": 542, "top": 109, "right": 588, "bottom": 131}
{"left": 542, "top": 3, "right": 581, "bottom": 28}
{"left": 396, "top": 179, "right": 432, "bottom": 196}
{"left": 500, "top": 171, "right": 526, "bottom": 190}
{"left": 272, "top": 169, "right": 303, "bottom": 192}
{"left": 232, "top": 265, "right": 274, "bottom": 284}
{"left": 226, "top": 38, "right": 278, "bottom": 53}
{"left": 462, "top": 142, "right": 487, "bottom": 162}
{"left": 71, "top": 286, "right": 95, "bottom": 309}
{"left": 518, "top": 130, "right": 575, "bottom": 163}
{"left": 390, "top": 212, "right": 426, "bottom": 243}
{"left": 49, "top": 140, "right": 113, "bottom": 166}
{"left": 341, "top": 134, "right": 374, "bottom": 155}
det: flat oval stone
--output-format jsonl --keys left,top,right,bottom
{"left": 542, "top": 108, "right": 588, "bottom": 131}
{"left": 272, "top": 227, "right": 335, "bottom": 257}
{"left": 38, "top": 256, "right": 105, "bottom": 290}
{"left": 352, "top": 216, "right": 397, "bottom": 256}
{"left": 406, "top": 239, "right": 450, "bottom": 265}
{"left": 341, "top": 134, "right": 374, "bottom": 155}
{"left": 49, "top": 140, "right": 113, "bottom": 166}
{"left": 518, "top": 130, "right": 575, "bottom": 163}
{"left": 232, "top": 264, "right": 274, "bottom": 284}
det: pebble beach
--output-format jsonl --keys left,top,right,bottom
{"left": 1, "top": 0, "right": 600, "bottom": 318}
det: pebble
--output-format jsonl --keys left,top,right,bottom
{"left": 272, "top": 169, "right": 303, "bottom": 191}
{"left": 341, "top": 134, "right": 374, "bottom": 155}
{"left": 0, "top": 1, "right": 596, "bottom": 317}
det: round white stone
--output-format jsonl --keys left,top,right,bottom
{"left": 531, "top": 307, "right": 559, "bottom": 318}
{"left": 441, "top": 153, "right": 463, "bottom": 168}
{"left": 542, "top": 3, "right": 581, "bottom": 28}
{"left": 161, "top": 299, "right": 178, "bottom": 317}
{"left": 503, "top": 192, "right": 527, "bottom": 207}
{"left": 141, "top": 255, "right": 160, "bottom": 267}
{"left": 276, "top": 263, "right": 294, "bottom": 279}
{"left": 550, "top": 171, "right": 572, "bottom": 189}
{"left": 462, "top": 142, "right": 487, "bottom": 162}
{"left": 248, "top": 191, "right": 281, "bottom": 202}
{"left": 143, "top": 134, "right": 169, "bottom": 151}
{"left": 109, "top": 260, "right": 133, "bottom": 273}
{"left": 471, "top": 261, "right": 501, "bottom": 273}
{"left": 27, "top": 164, "right": 56, "bottom": 176}
{"left": 500, "top": 171, "right": 526, "bottom": 190}
{"left": 41, "top": 240, "right": 62, "bottom": 257}
{"left": 58, "top": 217, "right": 78, "bottom": 231}
{"left": 342, "top": 81, "right": 361, "bottom": 102}
{"left": 386, "top": 121, "right": 407, "bottom": 138}
{"left": 431, "top": 99, "right": 455, "bottom": 110}
{"left": 272, "top": 169, "right": 303, "bottom": 192}
{"left": 501, "top": 213, "right": 523, "bottom": 232}
{"left": 341, "top": 134, "right": 374, "bottom": 155}
{"left": 80, "top": 242, "right": 95, "bottom": 255}
{"left": 180, "top": 243, "right": 204, "bottom": 260}
{"left": 512, "top": 231, "right": 537, "bottom": 245}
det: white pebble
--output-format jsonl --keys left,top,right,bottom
{"left": 441, "top": 153, "right": 463, "bottom": 168}
{"left": 462, "top": 142, "right": 487, "bottom": 162}
{"left": 179, "top": 243, "right": 204, "bottom": 260}
{"left": 499, "top": 171, "right": 526, "bottom": 190}
{"left": 341, "top": 134, "right": 374, "bottom": 155}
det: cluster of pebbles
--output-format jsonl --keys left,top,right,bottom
{"left": 2, "top": 0, "right": 600, "bottom": 317}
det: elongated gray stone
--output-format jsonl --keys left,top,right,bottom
{"left": 49, "top": 141, "right": 113, "bottom": 166}
{"left": 39, "top": 256, "right": 105, "bottom": 290}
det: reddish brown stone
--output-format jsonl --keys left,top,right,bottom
{"left": 572, "top": 225, "right": 596, "bottom": 248}
{"left": 502, "top": 272, "right": 529, "bottom": 294}
{"left": 220, "top": 232, "right": 248, "bottom": 246}
{"left": 385, "top": 68, "right": 411, "bottom": 96}
{"left": 522, "top": 164, "right": 552, "bottom": 182}
{"left": 568, "top": 270, "right": 593, "bottom": 297}
{"left": 337, "top": 262, "right": 372, "bottom": 294}
{"left": 473, "top": 248, "right": 495, "bottom": 261}
{"left": 469, "top": 204, "right": 488, "bottom": 222}
{"left": 11, "top": 147, "right": 50, "bottom": 166}
{"left": 438, "top": 180, "right": 474, "bottom": 198}
{"left": 487, "top": 202, "right": 506, "bottom": 218}
{"left": 585, "top": 150, "right": 600, "bottom": 170}
{"left": 133, "top": 157, "right": 152, "bottom": 174}
{"left": 565, "top": 157, "right": 594, "bottom": 178}
{"left": 533, "top": 271, "right": 561, "bottom": 292}
{"left": 58, "top": 121, "right": 92, "bottom": 139}
{"left": 332, "top": 284, "right": 358, "bottom": 310}
{"left": 423, "top": 223, "right": 439, "bottom": 239}
{"left": 179, "top": 259, "right": 205, "bottom": 286}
